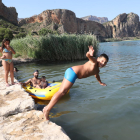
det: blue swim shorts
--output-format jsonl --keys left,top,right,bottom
{"left": 64, "top": 67, "right": 77, "bottom": 83}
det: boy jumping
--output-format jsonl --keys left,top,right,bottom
{"left": 43, "top": 45, "right": 109, "bottom": 120}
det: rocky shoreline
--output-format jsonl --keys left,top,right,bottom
{"left": 0, "top": 66, "right": 70, "bottom": 140}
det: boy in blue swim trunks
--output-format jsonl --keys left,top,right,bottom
{"left": 43, "top": 45, "right": 109, "bottom": 120}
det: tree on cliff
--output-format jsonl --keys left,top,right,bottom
{"left": 38, "top": 28, "right": 59, "bottom": 36}
{"left": 0, "top": 28, "right": 13, "bottom": 42}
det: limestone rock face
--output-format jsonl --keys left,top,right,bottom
{"left": 104, "top": 12, "right": 140, "bottom": 38}
{"left": 76, "top": 18, "right": 108, "bottom": 37}
{"left": 0, "top": 88, "right": 35, "bottom": 117}
{"left": 18, "top": 9, "right": 109, "bottom": 37}
{"left": 0, "top": 110, "right": 70, "bottom": 140}
{"left": 0, "top": 0, "right": 18, "bottom": 25}
{"left": 0, "top": 66, "right": 70, "bottom": 140}
{"left": 0, "top": 67, "right": 35, "bottom": 117}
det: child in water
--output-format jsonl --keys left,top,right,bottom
{"left": 43, "top": 45, "right": 109, "bottom": 120}
{"left": 0, "top": 38, "right": 16, "bottom": 86}
{"left": 14, "top": 67, "right": 19, "bottom": 79}
{"left": 14, "top": 67, "right": 19, "bottom": 73}
{"left": 40, "top": 76, "right": 50, "bottom": 89}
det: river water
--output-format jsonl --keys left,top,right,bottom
{"left": 17, "top": 40, "right": 140, "bottom": 140}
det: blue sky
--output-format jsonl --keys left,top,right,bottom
{"left": 2, "top": 0, "right": 140, "bottom": 21}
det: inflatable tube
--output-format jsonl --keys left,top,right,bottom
{"left": 22, "top": 81, "right": 69, "bottom": 100}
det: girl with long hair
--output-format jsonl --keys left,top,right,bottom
{"left": 0, "top": 38, "right": 16, "bottom": 86}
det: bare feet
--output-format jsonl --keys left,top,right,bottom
{"left": 43, "top": 106, "right": 50, "bottom": 120}
{"left": 6, "top": 83, "right": 10, "bottom": 87}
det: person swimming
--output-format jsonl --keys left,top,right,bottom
{"left": 14, "top": 67, "right": 19, "bottom": 72}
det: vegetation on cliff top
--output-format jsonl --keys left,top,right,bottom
{"left": 0, "top": 17, "right": 26, "bottom": 41}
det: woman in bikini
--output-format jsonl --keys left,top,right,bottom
{"left": 0, "top": 38, "right": 16, "bottom": 86}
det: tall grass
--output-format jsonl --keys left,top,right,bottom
{"left": 11, "top": 34, "right": 99, "bottom": 61}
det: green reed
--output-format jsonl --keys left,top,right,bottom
{"left": 11, "top": 34, "right": 99, "bottom": 61}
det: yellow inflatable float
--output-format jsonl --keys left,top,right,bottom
{"left": 22, "top": 81, "right": 69, "bottom": 100}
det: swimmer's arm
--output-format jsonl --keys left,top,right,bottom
{"left": 38, "top": 80, "right": 42, "bottom": 86}
{"left": 20, "top": 79, "right": 31, "bottom": 86}
{"left": 39, "top": 79, "right": 42, "bottom": 85}
{"left": 86, "top": 46, "right": 97, "bottom": 63}
{"left": 94, "top": 74, "right": 107, "bottom": 86}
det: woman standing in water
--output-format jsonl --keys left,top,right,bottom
{"left": 0, "top": 38, "right": 16, "bottom": 86}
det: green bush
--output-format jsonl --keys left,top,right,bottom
{"left": 19, "top": 28, "right": 25, "bottom": 32}
{"left": 14, "top": 53, "right": 21, "bottom": 58}
{"left": 4, "top": 29, "right": 13, "bottom": 39}
{"left": 0, "top": 28, "right": 13, "bottom": 42}
{"left": 38, "top": 28, "right": 60, "bottom": 36}
{"left": 0, "top": 28, "right": 6, "bottom": 35}
{"left": 14, "top": 32, "right": 26, "bottom": 39}
{"left": 11, "top": 34, "right": 99, "bottom": 61}
{"left": 38, "top": 28, "right": 54, "bottom": 36}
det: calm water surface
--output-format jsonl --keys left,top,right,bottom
{"left": 17, "top": 40, "right": 140, "bottom": 140}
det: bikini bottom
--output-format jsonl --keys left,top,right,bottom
{"left": 2, "top": 59, "right": 12, "bottom": 64}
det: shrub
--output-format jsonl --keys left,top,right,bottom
{"left": 38, "top": 28, "right": 59, "bottom": 36}
{"left": 38, "top": 28, "right": 54, "bottom": 36}
{"left": 0, "top": 28, "right": 6, "bottom": 33}
{"left": 14, "top": 32, "right": 27, "bottom": 39}
{"left": 14, "top": 53, "right": 21, "bottom": 58}
{"left": 11, "top": 34, "right": 99, "bottom": 61}
{"left": 4, "top": 29, "right": 13, "bottom": 39}
{"left": 0, "top": 28, "right": 13, "bottom": 42}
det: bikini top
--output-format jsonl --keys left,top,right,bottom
{"left": 3, "top": 48, "right": 11, "bottom": 53}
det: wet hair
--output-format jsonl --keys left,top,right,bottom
{"left": 14, "top": 67, "right": 19, "bottom": 72}
{"left": 42, "top": 76, "right": 46, "bottom": 79}
{"left": 34, "top": 70, "right": 39, "bottom": 73}
{"left": 99, "top": 53, "right": 109, "bottom": 62}
{"left": 1, "top": 38, "right": 10, "bottom": 51}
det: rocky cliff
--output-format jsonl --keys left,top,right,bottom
{"left": 0, "top": 0, "right": 18, "bottom": 25}
{"left": 19, "top": 9, "right": 109, "bottom": 38}
{"left": 18, "top": 9, "right": 140, "bottom": 39}
{"left": 81, "top": 15, "right": 108, "bottom": 24}
{"left": 0, "top": 66, "right": 70, "bottom": 140}
{"left": 104, "top": 12, "right": 140, "bottom": 38}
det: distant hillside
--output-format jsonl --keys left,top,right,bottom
{"left": 103, "top": 12, "right": 140, "bottom": 38}
{"left": 18, "top": 18, "right": 24, "bottom": 21}
{"left": 18, "top": 9, "right": 109, "bottom": 38}
{"left": 81, "top": 15, "right": 108, "bottom": 24}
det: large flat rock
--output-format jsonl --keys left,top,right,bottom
{"left": 0, "top": 110, "right": 70, "bottom": 140}
{"left": 0, "top": 66, "right": 70, "bottom": 140}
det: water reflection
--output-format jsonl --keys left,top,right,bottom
{"left": 50, "top": 111, "right": 76, "bottom": 119}
{"left": 34, "top": 93, "right": 71, "bottom": 105}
